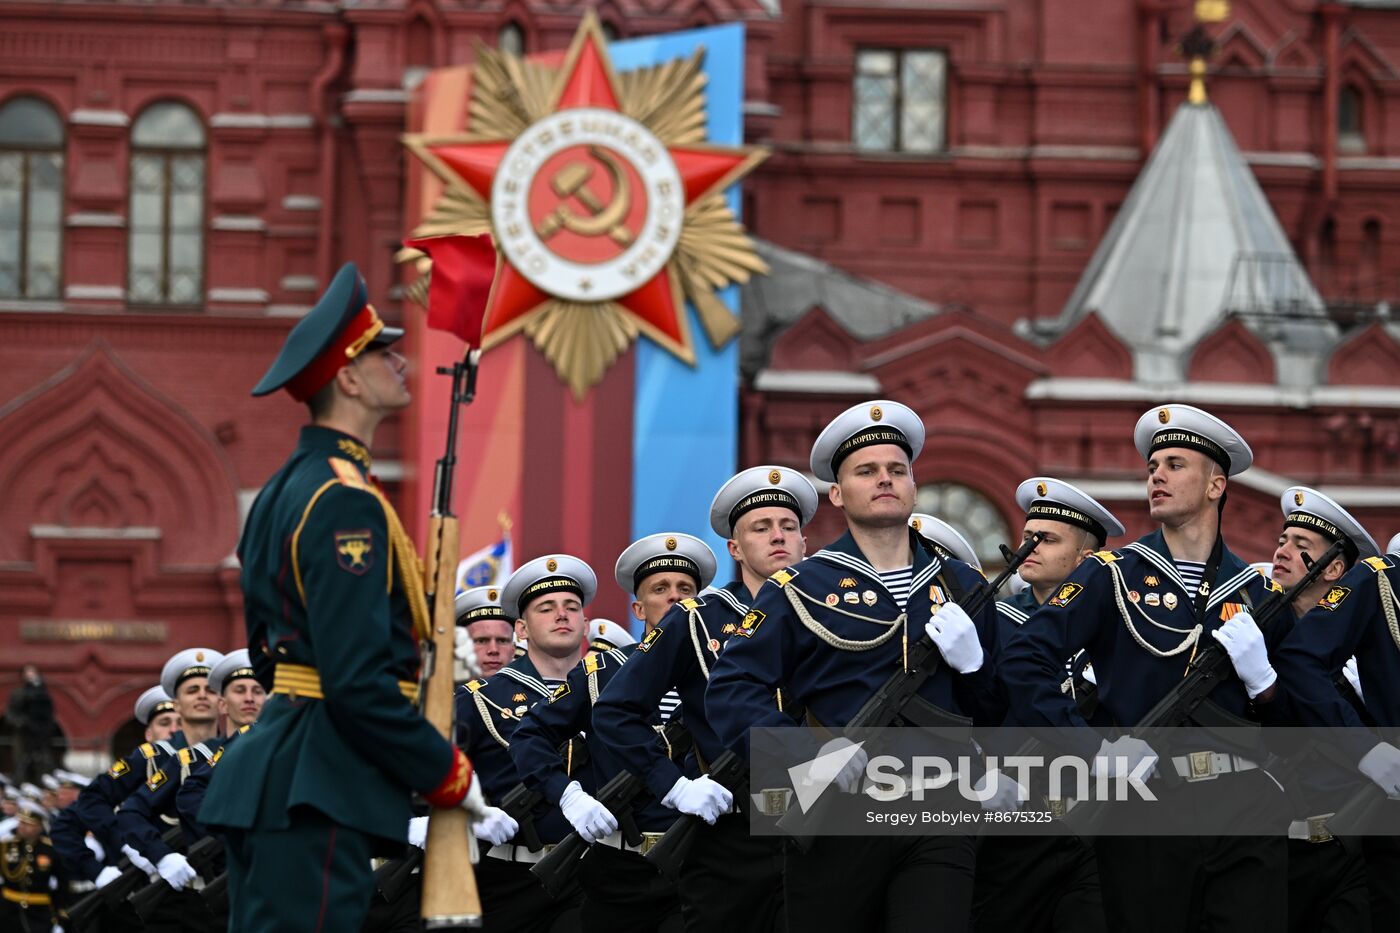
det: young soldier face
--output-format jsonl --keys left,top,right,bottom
{"left": 0, "top": 799, "right": 16, "bottom": 818}
{"left": 466, "top": 620, "right": 514, "bottom": 677}
{"left": 146, "top": 711, "right": 180, "bottom": 742}
{"left": 1145, "top": 448, "right": 1224, "bottom": 526}
{"left": 175, "top": 677, "right": 217, "bottom": 726}
{"left": 219, "top": 679, "right": 267, "bottom": 729}
{"left": 1273, "top": 527, "right": 1348, "bottom": 593}
{"left": 729, "top": 506, "right": 806, "bottom": 580}
{"left": 16, "top": 818, "right": 42, "bottom": 842}
{"left": 345, "top": 347, "right": 412, "bottom": 413}
{"left": 631, "top": 571, "right": 698, "bottom": 631}
{"left": 830, "top": 445, "right": 916, "bottom": 529}
{"left": 518, "top": 594, "right": 586, "bottom": 659}
{"left": 56, "top": 785, "right": 79, "bottom": 808}
{"left": 1019, "top": 519, "right": 1096, "bottom": 590}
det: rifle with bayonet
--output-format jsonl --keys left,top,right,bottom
{"left": 532, "top": 722, "right": 691, "bottom": 899}
{"left": 1062, "top": 540, "right": 1347, "bottom": 833}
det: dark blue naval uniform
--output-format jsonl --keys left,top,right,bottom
{"left": 706, "top": 529, "right": 1003, "bottom": 751}
{"left": 1002, "top": 530, "right": 1288, "bottom": 933}
{"left": 176, "top": 727, "right": 252, "bottom": 844}
{"left": 454, "top": 653, "right": 580, "bottom": 932}
{"left": 117, "top": 739, "right": 222, "bottom": 864}
{"left": 511, "top": 645, "right": 684, "bottom": 933}
{"left": 52, "top": 737, "right": 183, "bottom": 881}
{"left": 706, "top": 530, "right": 1000, "bottom": 933}
{"left": 1275, "top": 553, "right": 1400, "bottom": 735}
{"left": 1002, "top": 530, "right": 1282, "bottom": 751}
{"left": 592, "top": 581, "right": 786, "bottom": 933}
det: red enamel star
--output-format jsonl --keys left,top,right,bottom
{"left": 406, "top": 16, "right": 764, "bottom": 363}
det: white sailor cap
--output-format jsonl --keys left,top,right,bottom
{"left": 809, "top": 400, "right": 925, "bottom": 484}
{"left": 54, "top": 770, "right": 89, "bottom": 788}
{"left": 588, "top": 619, "right": 637, "bottom": 650}
{"left": 1015, "top": 477, "right": 1126, "bottom": 545}
{"left": 909, "top": 514, "right": 982, "bottom": 571}
{"left": 40, "top": 774, "right": 59, "bottom": 792}
{"left": 16, "top": 798, "right": 46, "bottom": 824}
{"left": 134, "top": 685, "right": 176, "bottom": 725}
{"left": 455, "top": 585, "right": 512, "bottom": 627}
{"left": 1281, "top": 486, "right": 1379, "bottom": 563}
{"left": 160, "top": 647, "right": 224, "bottom": 697}
{"left": 502, "top": 555, "right": 597, "bottom": 620}
{"left": 1388, "top": 533, "right": 1400, "bottom": 556}
{"left": 19, "top": 783, "right": 41, "bottom": 800}
{"left": 209, "top": 649, "right": 259, "bottom": 695}
{"left": 614, "top": 533, "right": 717, "bottom": 596}
{"left": 3, "top": 787, "right": 18, "bottom": 801}
{"left": 1133, "top": 404, "right": 1252, "bottom": 476}
{"left": 709, "top": 466, "right": 818, "bottom": 538}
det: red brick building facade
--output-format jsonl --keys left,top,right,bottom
{"left": 1, "top": 0, "right": 1397, "bottom": 756}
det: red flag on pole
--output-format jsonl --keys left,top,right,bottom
{"left": 405, "top": 234, "right": 498, "bottom": 348}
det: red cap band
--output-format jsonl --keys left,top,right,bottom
{"left": 284, "top": 304, "right": 385, "bottom": 402}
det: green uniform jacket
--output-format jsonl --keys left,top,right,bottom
{"left": 200, "top": 425, "right": 457, "bottom": 842}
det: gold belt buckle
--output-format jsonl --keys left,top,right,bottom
{"left": 1307, "top": 815, "right": 1333, "bottom": 844}
{"left": 638, "top": 832, "right": 665, "bottom": 856}
{"left": 760, "top": 788, "right": 790, "bottom": 817}
{"left": 1188, "top": 751, "right": 1215, "bottom": 780}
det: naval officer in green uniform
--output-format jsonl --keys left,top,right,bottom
{"left": 200, "top": 263, "right": 498, "bottom": 932}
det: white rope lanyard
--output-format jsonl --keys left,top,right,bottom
{"left": 689, "top": 605, "right": 717, "bottom": 679}
{"left": 472, "top": 690, "right": 513, "bottom": 750}
{"left": 1379, "top": 569, "right": 1400, "bottom": 655}
{"left": 1108, "top": 560, "right": 1202, "bottom": 659}
{"left": 784, "top": 582, "right": 906, "bottom": 652}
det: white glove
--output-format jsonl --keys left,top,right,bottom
{"left": 662, "top": 775, "right": 734, "bottom": 824}
{"left": 1092, "top": 736, "right": 1159, "bottom": 781}
{"left": 926, "top": 602, "right": 984, "bottom": 674}
{"left": 1210, "top": 611, "right": 1277, "bottom": 698}
{"left": 1358, "top": 742, "right": 1400, "bottom": 797}
{"left": 155, "top": 852, "right": 197, "bottom": 891}
{"left": 454, "top": 627, "right": 483, "bottom": 680}
{"left": 805, "top": 738, "right": 869, "bottom": 794}
{"left": 53, "top": 924, "right": 64, "bottom": 933}
{"left": 975, "top": 769, "right": 1027, "bottom": 813}
{"left": 457, "top": 772, "right": 489, "bottom": 821}
{"left": 1343, "top": 657, "right": 1364, "bottom": 702}
{"left": 121, "top": 844, "right": 155, "bottom": 874}
{"left": 471, "top": 806, "right": 519, "bottom": 846}
{"left": 84, "top": 834, "right": 105, "bottom": 863}
{"left": 407, "top": 815, "right": 429, "bottom": 849}
{"left": 560, "top": 780, "right": 617, "bottom": 844}
{"left": 94, "top": 865, "right": 122, "bottom": 889}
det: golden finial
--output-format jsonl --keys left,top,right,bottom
{"left": 1184, "top": 2, "right": 1228, "bottom": 105}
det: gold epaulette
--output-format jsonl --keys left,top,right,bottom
{"left": 584, "top": 653, "right": 605, "bottom": 674}
{"left": 680, "top": 597, "right": 703, "bottom": 611}
{"left": 770, "top": 568, "right": 798, "bottom": 587}
{"left": 139, "top": 742, "right": 157, "bottom": 760}
{"left": 1364, "top": 555, "right": 1393, "bottom": 573}
{"left": 466, "top": 679, "right": 487, "bottom": 693}
{"left": 178, "top": 748, "right": 194, "bottom": 766}
{"left": 237, "top": 723, "right": 253, "bottom": 735}
{"left": 1089, "top": 550, "right": 1121, "bottom": 565}
{"left": 327, "top": 457, "right": 370, "bottom": 490}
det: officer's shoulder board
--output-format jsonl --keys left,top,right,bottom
{"left": 107, "top": 757, "right": 132, "bottom": 778}
{"left": 583, "top": 653, "right": 606, "bottom": 674}
{"left": 465, "top": 679, "right": 487, "bottom": 694}
{"left": 146, "top": 768, "right": 169, "bottom": 791}
{"left": 328, "top": 457, "right": 371, "bottom": 491}
{"left": 550, "top": 681, "right": 571, "bottom": 702}
{"left": 210, "top": 745, "right": 225, "bottom": 767}
{"left": 1363, "top": 555, "right": 1395, "bottom": 573}
{"left": 138, "top": 742, "right": 158, "bottom": 760}
{"left": 679, "top": 595, "right": 705, "bottom": 611}
{"left": 1088, "top": 549, "right": 1121, "bottom": 566}
{"left": 178, "top": 747, "right": 195, "bottom": 766}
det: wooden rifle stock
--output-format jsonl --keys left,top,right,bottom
{"left": 420, "top": 511, "right": 482, "bottom": 929}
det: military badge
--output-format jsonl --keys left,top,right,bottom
{"left": 1048, "top": 583, "right": 1083, "bottom": 608}
{"left": 1036, "top": 482, "right": 1048, "bottom": 497}
{"left": 1157, "top": 408, "right": 1170, "bottom": 424}
{"left": 1144, "top": 593, "right": 1161, "bottom": 607}
{"left": 1294, "top": 490, "right": 1305, "bottom": 506}
{"left": 1319, "top": 586, "right": 1351, "bottom": 611}
{"left": 1144, "top": 575, "right": 1160, "bottom": 587}
{"left": 638, "top": 627, "right": 664, "bottom": 652}
{"left": 513, "top": 693, "right": 527, "bottom": 703}
{"left": 1163, "top": 593, "right": 1178, "bottom": 611}
{"left": 515, "top": 705, "right": 529, "bottom": 717}
{"left": 843, "top": 592, "right": 859, "bottom": 605}
{"left": 108, "top": 759, "right": 130, "bottom": 778}
{"left": 721, "top": 623, "right": 737, "bottom": 635}
{"left": 863, "top": 591, "right": 877, "bottom": 606}
{"left": 768, "top": 470, "right": 782, "bottom": 484}
{"left": 839, "top": 577, "right": 857, "bottom": 589}
{"left": 1219, "top": 602, "right": 1244, "bottom": 622}
{"left": 550, "top": 682, "right": 571, "bottom": 701}
{"left": 825, "top": 593, "right": 839, "bottom": 606}
{"left": 1128, "top": 590, "right": 1141, "bottom": 603}
{"left": 735, "top": 609, "right": 766, "bottom": 638}
{"left": 37, "top": 854, "right": 50, "bottom": 870}
{"left": 147, "top": 769, "right": 168, "bottom": 791}
{"left": 334, "top": 530, "right": 374, "bottom": 575}
{"left": 928, "top": 585, "right": 947, "bottom": 606}
{"left": 708, "top": 638, "right": 721, "bottom": 653}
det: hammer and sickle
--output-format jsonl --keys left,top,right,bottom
{"left": 340, "top": 539, "right": 370, "bottom": 567}
{"left": 536, "top": 146, "right": 634, "bottom": 246}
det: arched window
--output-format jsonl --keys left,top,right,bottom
{"left": 498, "top": 21, "right": 525, "bottom": 57}
{"left": 128, "top": 102, "right": 205, "bottom": 306}
{"left": 0, "top": 96, "right": 64, "bottom": 300}
{"left": 1339, "top": 85, "right": 1365, "bottom": 154}
{"left": 915, "top": 482, "right": 1011, "bottom": 568}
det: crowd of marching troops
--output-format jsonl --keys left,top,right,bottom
{"left": 12, "top": 263, "right": 1400, "bottom": 932}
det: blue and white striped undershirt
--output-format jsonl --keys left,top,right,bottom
{"left": 878, "top": 565, "right": 914, "bottom": 609}
{"left": 1175, "top": 560, "right": 1207, "bottom": 594}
